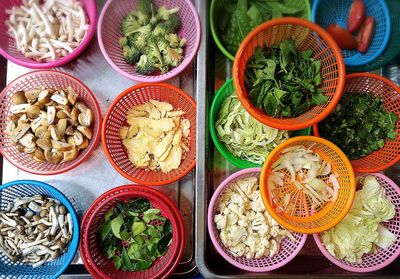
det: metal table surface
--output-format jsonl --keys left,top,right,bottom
{"left": 2, "top": 0, "right": 205, "bottom": 277}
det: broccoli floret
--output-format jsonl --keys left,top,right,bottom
{"left": 157, "top": 6, "right": 180, "bottom": 21}
{"left": 132, "top": 33, "right": 149, "bottom": 52}
{"left": 136, "top": 55, "right": 156, "bottom": 75}
{"left": 165, "top": 33, "right": 184, "bottom": 48}
{"left": 119, "top": 37, "right": 128, "bottom": 48}
{"left": 129, "top": 24, "right": 152, "bottom": 36}
{"left": 138, "top": 0, "right": 152, "bottom": 16}
{"left": 163, "top": 47, "right": 183, "bottom": 67}
{"left": 131, "top": 10, "right": 149, "bottom": 26}
{"left": 123, "top": 46, "right": 141, "bottom": 65}
{"left": 156, "top": 39, "right": 170, "bottom": 54}
{"left": 120, "top": 14, "right": 141, "bottom": 37}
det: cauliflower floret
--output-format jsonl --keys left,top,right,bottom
{"left": 230, "top": 193, "right": 245, "bottom": 205}
{"left": 237, "top": 176, "right": 258, "bottom": 197}
{"left": 220, "top": 230, "right": 230, "bottom": 247}
{"left": 270, "top": 225, "right": 280, "bottom": 237}
{"left": 230, "top": 243, "right": 246, "bottom": 257}
{"left": 214, "top": 214, "right": 227, "bottom": 230}
{"left": 228, "top": 225, "right": 247, "bottom": 246}
{"left": 226, "top": 212, "right": 238, "bottom": 226}
{"left": 278, "top": 229, "right": 296, "bottom": 241}
{"left": 269, "top": 239, "right": 280, "bottom": 257}
{"left": 255, "top": 245, "right": 266, "bottom": 258}
{"left": 250, "top": 190, "right": 265, "bottom": 212}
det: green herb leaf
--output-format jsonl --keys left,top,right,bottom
{"left": 111, "top": 214, "right": 124, "bottom": 239}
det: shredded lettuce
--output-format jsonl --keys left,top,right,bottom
{"left": 216, "top": 93, "right": 289, "bottom": 164}
{"left": 321, "top": 176, "right": 396, "bottom": 263}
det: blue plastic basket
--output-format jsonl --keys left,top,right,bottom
{"left": 0, "top": 180, "right": 79, "bottom": 279}
{"left": 311, "top": 0, "right": 391, "bottom": 67}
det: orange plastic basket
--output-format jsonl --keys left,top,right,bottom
{"left": 233, "top": 17, "right": 346, "bottom": 131}
{"left": 101, "top": 83, "right": 196, "bottom": 186}
{"left": 313, "top": 73, "right": 400, "bottom": 173}
{"left": 260, "top": 136, "right": 356, "bottom": 234}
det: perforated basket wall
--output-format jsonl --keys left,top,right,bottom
{"left": 98, "top": 0, "right": 201, "bottom": 82}
{"left": 102, "top": 83, "right": 196, "bottom": 185}
{"left": 208, "top": 168, "right": 307, "bottom": 272}
{"left": 314, "top": 73, "right": 400, "bottom": 173}
{"left": 311, "top": 0, "right": 390, "bottom": 67}
{"left": 80, "top": 185, "right": 185, "bottom": 279}
{"left": 233, "top": 18, "right": 345, "bottom": 131}
{"left": 0, "top": 0, "right": 97, "bottom": 69}
{"left": 313, "top": 173, "right": 400, "bottom": 272}
{"left": 0, "top": 180, "right": 79, "bottom": 279}
{"left": 260, "top": 136, "right": 356, "bottom": 234}
{"left": 0, "top": 70, "right": 102, "bottom": 175}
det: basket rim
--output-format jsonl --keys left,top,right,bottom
{"left": 0, "top": 180, "right": 80, "bottom": 278}
{"left": 97, "top": 0, "right": 201, "bottom": 83}
{"left": 313, "top": 72, "right": 400, "bottom": 173}
{"left": 207, "top": 168, "right": 308, "bottom": 272}
{"left": 311, "top": 0, "right": 391, "bottom": 67}
{"left": 232, "top": 17, "right": 346, "bottom": 131}
{"left": 209, "top": 79, "right": 312, "bottom": 169}
{"left": 312, "top": 173, "right": 400, "bottom": 272}
{"left": 101, "top": 82, "right": 196, "bottom": 186}
{"left": 209, "top": 0, "right": 312, "bottom": 61}
{"left": 0, "top": 0, "right": 97, "bottom": 69}
{"left": 259, "top": 136, "right": 356, "bottom": 234}
{"left": 0, "top": 70, "right": 102, "bottom": 175}
{"left": 79, "top": 185, "right": 185, "bottom": 279}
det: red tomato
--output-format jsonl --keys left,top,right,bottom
{"left": 356, "top": 16, "right": 375, "bottom": 53}
{"left": 347, "top": 0, "right": 366, "bottom": 33}
{"left": 327, "top": 24, "right": 358, "bottom": 50}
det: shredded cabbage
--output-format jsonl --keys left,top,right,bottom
{"left": 321, "top": 176, "right": 396, "bottom": 263}
{"left": 216, "top": 94, "right": 289, "bottom": 164}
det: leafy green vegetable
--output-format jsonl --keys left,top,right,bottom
{"left": 321, "top": 176, "right": 396, "bottom": 263}
{"left": 218, "top": 0, "right": 308, "bottom": 55}
{"left": 216, "top": 93, "right": 289, "bottom": 164}
{"left": 98, "top": 199, "right": 172, "bottom": 272}
{"left": 319, "top": 93, "right": 398, "bottom": 160}
{"left": 244, "top": 38, "right": 325, "bottom": 118}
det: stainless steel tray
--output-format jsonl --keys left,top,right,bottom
{"left": 195, "top": 1, "right": 400, "bottom": 276}
{"left": 2, "top": 0, "right": 204, "bottom": 277}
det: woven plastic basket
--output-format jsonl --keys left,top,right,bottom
{"left": 313, "top": 173, "right": 400, "bottom": 273}
{"left": 0, "top": 70, "right": 102, "bottom": 175}
{"left": 260, "top": 136, "right": 356, "bottom": 234}
{"left": 311, "top": 0, "right": 390, "bottom": 67}
{"left": 347, "top": 0, "right": 400, "bottom": 72}
{"left": 80, "top": 185, "right": 185, "bottom": 279}
{"left": 208, "top": 168, "right": 307, "bottom": 272}
{"left": 0, "top": 180, "right": 79, "bottom": 279}
{"left": 98, "top": 0, "right": 201, "bottom": 83}
{"left": 0, "top": 0, "right": 97, "bottom": 69}
{"left": 102, "top": 83, "right": 196, "bottom": 186}
{"left": 210, "top": 0, "right": 311, "bottom": 61}
{"left": 209, "top": 79, "right": 311, "bottom": 169}
{"left": 233, "top": 17, "right": 346, "bottom": 131}
{"left": 313, "top": 73, "right": 400, "bottom": 173}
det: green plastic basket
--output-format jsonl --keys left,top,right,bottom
{"left": 347, "top": 0, "right": 400, "bottom": 72}
{"left": 210, "top": 0, "right": 311, "bottom": 61}
{"left": 209, "top": 79, "right": 311, "bottom": 169}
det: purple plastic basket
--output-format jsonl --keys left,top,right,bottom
{"left": 98, "top": 0, "right": 201, "bottom": 83}
{"left": 207, "top": 168, "right": 308, "bottom": 272}
{"left": 313, "top": 173, "right": 400, "bottom": 273}
{"left": 0, "top": 0, "right": 97, "bottom": 69}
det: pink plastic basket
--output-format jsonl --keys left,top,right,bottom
{"left": 0, "top": 70, "right": 102, "bottom": 175}
{"left": 207, "top": 168, "right": 308, "bottom": 272}
{"left": 0, "top": 0, "right": 97, "bottom": 69}
{"left": 313, "top": 173, "right": 400, "bottom": 273}
{"left": 98, "top": 0, "right": 201, "bottom": 83}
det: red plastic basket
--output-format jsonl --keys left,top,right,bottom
{"left": 98, "top": 0, "right": 201, "bottom": 82}
{"left": 80, "top": 185, "right": 185, "bottom": 279}
{"left": 233, "top": 17, "right": 346, "bottom": 131}
{"left": 101, "top": 83, "right": 196, "bottom": 186}
{"left": 313, "top": 173, "right": 400, "bottom": 273}
{"left": 313, "top": 73, "right": 400, "bottom": 173}
{"left": 0, "top": 70, "right": 102, "bottom": 175}
{"left": 0, "top": 0, "right": 97, "bottom": 69}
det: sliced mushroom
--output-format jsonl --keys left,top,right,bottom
{"left": 34, "top": 101, "right": 45, "bottom": 110}
{"left": 51, "top": 140, "right": 74, "bottom": 152}
{"left": 78, "top": 112, "right": 90, "bottom": 127}
{"left": 36, "top": 138, "right": 52, "bottom": 151}
{"left": 56, "top": 110, "right": 67, "bottom": 119}
{"left": 44, "top": 150, "right": 62, "bottom": 164}
{"left": 49, "top": 125, "right": 60, "bottom": 141}
{"left": 24, "top": 147, "right": 36, "bottom": 154}
{"left": 57, "top": 119, "right": 67, "bottom": 138}
{"left": 50, "top": 95, "right": 68, "bottom": 105}
{"left": 47, "top": 106, "right": 56, "bottom": 125}
{"left": 75, "top": 102, "right": 88, "bottom": 113}
{"left": 72, "top": 131, "right": 83, "bottom": 146}
{"left": 38, "top": 90, "right": 51, "bottom": 104}
{"left": 18, "top": 114, "right": 28, "bottom": 124}
{"left": 11, "top": 91, "right": 27, "bottom": 105}
{"left": 24, "top": 89, "right": 41, "bottom": 101}
{"left": 5, "top": 121, "right": 16, "bottom": 136}
{"left": 62, "top": 147, "right": 78, "bottom": 163}
{"left": 64, "top": 126, "right": 74, "bottom": 136}
{"left": 19, "top": 133, "right": 36, "bottom": 149}
{"left": 33, "top": 148, "right": 46, "bottom": 163}
{"left": 67, "top": 86, "right": 77, "bottom": 105}
{"left": 30, "top": 117, "right": 43, "bottom": 132}
{"left": 70, "top": 107, "right": 78, "bottom": 122}
{"left": 76, "top": 125, "right": 92, "bottom": 140}
{"left": 27, "top": 105, "right": 41, "bottom": 119}
{"left": 67, "top": 136, "right": 75, "bottom": 145}
{"left": 35, "top": 126, "right": 50, "bottom": 139}
{"left": 11, "top": 123, "right": 31, "bottom": 141}
{"left": 10, "top": 104, "right": 29, "bottom": 114}
{"left": 119, "top": 126, "right": 129, "bottom": 139}
{"left": 17, "top": 144, "right": 25, "bottom": 153}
